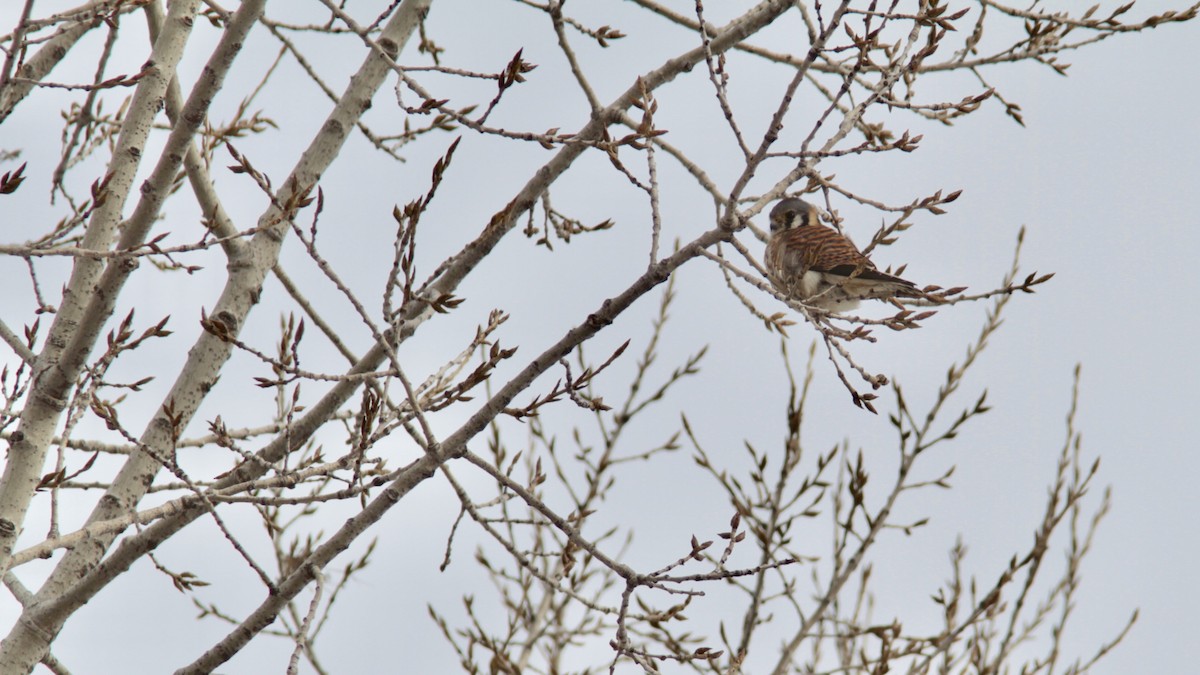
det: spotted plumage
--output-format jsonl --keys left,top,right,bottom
{"left": 764, "top": 198, "right": 920, "bottom": 311}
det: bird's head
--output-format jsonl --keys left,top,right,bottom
{"left": 768, "top": 198, "right": 820, "bottom": 233}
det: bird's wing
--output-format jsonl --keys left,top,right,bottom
{"left": 766, "top": 226, "right": 858, "bottom": 272}
{"left": 772, "top": 224, "right": 867, "bottom": 270}
{"left": 768, "top": 226, "right": 916, "bottom": 287}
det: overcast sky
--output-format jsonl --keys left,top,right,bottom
{"left": 2, "top": 1, "right": 1198, "bottom": 673}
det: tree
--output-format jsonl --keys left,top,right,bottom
{"left": 0, "top": 1, "right": 1194, "bottom": 672}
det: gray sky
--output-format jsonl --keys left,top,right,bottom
{"left": 1, "top": 1, "right": 1197, "bottom": 673}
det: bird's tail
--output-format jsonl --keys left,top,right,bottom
{"left": 891, "top": 284, "right": 967, "bottom": 304}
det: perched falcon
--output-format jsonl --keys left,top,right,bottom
{"left": 764, "top": 198, "right": 921, "bottom": 312}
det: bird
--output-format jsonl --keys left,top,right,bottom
{"left": 764, "top": 198, "right": 924, "bottom": 312}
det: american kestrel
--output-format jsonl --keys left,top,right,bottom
{"left": 765, "top": 198, "right": 922, "bottom": 312}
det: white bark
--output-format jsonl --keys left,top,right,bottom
{"left": 0, "top": 0, "right": 433, "bottom": 671}
{"left": 0, "top": 0, "right": 203, "bottom": 579}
